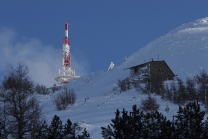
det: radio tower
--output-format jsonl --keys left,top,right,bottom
{"left": 55, "top": 22, "right": 80, "bottom": 84}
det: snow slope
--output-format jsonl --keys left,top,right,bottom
{"left": 41, "top": 17, "right": 208, "bottom": 138}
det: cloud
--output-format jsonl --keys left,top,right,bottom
{"left": 0, "top": 25, "right": 89, "bottom": 87}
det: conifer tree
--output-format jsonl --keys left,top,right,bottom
{"left": 186, "top": 78, "right": 197, "bottom": 101}
{"left": 201, "top": 117, "right": 208, "bottom": 138}
{"left": 170, "top": 81, "right": 178, "bottom": 103}
{"left": 195, "top": 70, "right": 208, "bottom": 104}
{"left": 174, "top": 101, "right": 205, "bottom": 138}
{"left": 176, "top": 78, "right": 186, "bottom": 104}
{"left": 38, "top": 115, "right": 91, "bottom": 139}
{"left": 129, "top": 105, "right": 144, "bottom": 138}
{"left": 47, "top": 115, "right": 63, "bottom": 139}
{"left": 35, "top": 120, "right": 48, "bottom": 138}
{"left": 77, "top": 128, "right": 91, "bottom": 139}
{"left": 101, "top": 105, "right": 172, "bottom": 139}
{"left": 63, "top": 119, "right": 75, "bottom": 139}
{"left": 110, "top": 109, "right": 130, "bottom": 139}
{"left": 101, "top": 101, "right": 208, "bottom": 139}
{"left": 101, "top": 106, "right": 143, "bottom": 139}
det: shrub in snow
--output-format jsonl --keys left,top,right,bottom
{"left": 51, "top": 84, "right": 60, "bottom": 93}
{"left": 35, "top": 84, "right": 50, "bottom": 95}
{"left": 117, "top": 77, "right": 143, "bottom": 92}
{"left": 117, "top": 78, "right": 131, "bottom": 92}
{"left": 54, "top": 87, "right": 76, "bottom": 110}
{"left": 131, "top": 79, "right": 142, "bottom": 90}
{"left": 112, "top": 86, "right": 119, "bottom": 92}
{"left": 140, "top": 94, "right": 160, "bottom": 112}
{"left": 165, "top": 105, "right": 169, "bottom": 113}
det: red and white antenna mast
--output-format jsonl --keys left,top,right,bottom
{"left": 55, "top": 22, "right": 80, "bottom": 84}
{"left": 62, "top": 23, "right": 71, "bottom": 76}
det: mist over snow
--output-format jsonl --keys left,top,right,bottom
{"left": 0, "top": 25, "right": 89, "bottom": 86}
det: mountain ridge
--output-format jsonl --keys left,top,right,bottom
{"left": 68, "top": 17, "right": 208, "bottom": 91}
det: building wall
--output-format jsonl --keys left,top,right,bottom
{"left": 150, "top": 61, "right": 174, "bottom": 81}
{"left": 130, "top": 63, "right": 150, "bottom": 80}
{"left": 129, "top": 61, "right": 174, "bottom": 81}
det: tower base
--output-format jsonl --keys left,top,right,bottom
{"left": 54, "top": 75, "right": 80, "bottom": 84}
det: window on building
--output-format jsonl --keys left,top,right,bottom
{"left": 134, "top": 67, "right": 138, "bottom": 74}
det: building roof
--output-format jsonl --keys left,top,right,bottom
{"left": 125, "top": 60, "right": 165, "bottom": 69}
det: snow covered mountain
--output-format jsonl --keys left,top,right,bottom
{"left": 42, "top": 17, "right": 208, "bottom": 138}
{"left": 69, "top": 17, "right": 208, "bottom": 91}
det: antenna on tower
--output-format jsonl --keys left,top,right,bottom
{"left": 54, "top": 22, "right": 80, "bottom": 84}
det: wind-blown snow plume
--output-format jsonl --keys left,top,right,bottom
{"left": 0, "top": 25, "right": 89, "bottom": 86}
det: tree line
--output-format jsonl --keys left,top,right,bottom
{"left": 118, "top": 70, "right": 208, "bottom": 108}
{"left": 101, "top": 101, "right": 208, "bottom": 139}
{"left": 0, "top": 63, "right": 90, "bottom": 139}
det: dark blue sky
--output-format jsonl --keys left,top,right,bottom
{"left": 1, "top": 1, "right": 208, "bottom": 73}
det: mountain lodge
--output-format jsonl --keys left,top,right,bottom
{"left": 126, "top": 60, "right": 175, "bottom": 82}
